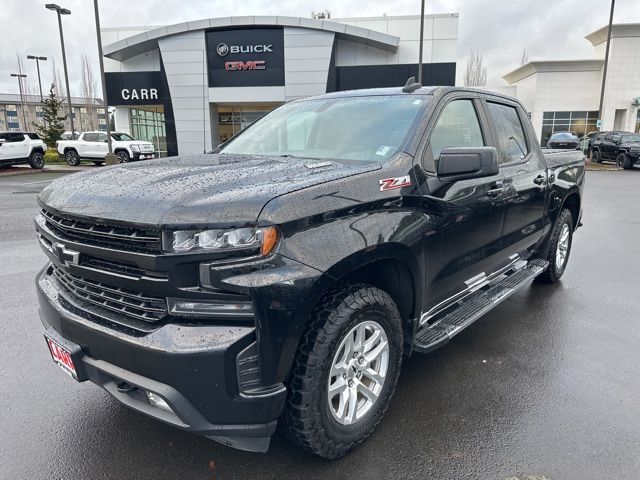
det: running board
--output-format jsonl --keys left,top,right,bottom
{"left": 413, "top": 258, "right": 549, "bottom": 354}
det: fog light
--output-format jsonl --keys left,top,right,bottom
{"left": 146, "top": 391, "right": 172, "bottom": 412}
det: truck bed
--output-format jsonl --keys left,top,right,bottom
{"left": 542, "top": 148, "right": 585, "bottom": 169}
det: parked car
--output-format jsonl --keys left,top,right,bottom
{"left": 56, "top": 131, "right": 155, "bottom": 166}
{"left": 0, "top": 131, "right": 46, "bottom": 169}
{"left": 35, "top": 85, "right": 585, "bottom": 459}
{"left": 546, "top": 131, "right": 580, "bottom": 149}
{"left": 591, "top": 131, "right": 640, "bottom": 168}
{"left": 584, "top": 131, "right": 607, "bottom": 157}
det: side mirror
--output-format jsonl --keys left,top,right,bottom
{"left": 437, "top": 147, "right": 499, "bottom": 182}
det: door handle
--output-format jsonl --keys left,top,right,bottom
{"left": 533, "top": 174, "right": 546, "bottom": 185}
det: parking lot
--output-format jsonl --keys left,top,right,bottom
{"left": 1, "top": 169, "right": 639, "bottom": 479}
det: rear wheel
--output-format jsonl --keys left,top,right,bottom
{"left": 64, "top": 149, "right": 81, "bottom": 166}
{"left": 284, "top": 284, "right": 403, "bottom": 459}
{"left": 591, "top": 149, "right": 601, "bottom": 163}
{"left": 536, "top": 208, "right": 574, "bottom": 283}
{"left": 28, "top": 150, "right": 45, "bottom": 169}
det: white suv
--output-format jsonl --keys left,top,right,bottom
{"left": 0, "top": 132, "right": 47, "bottom": 169}
{"left": 56, "top": 131, "right": 156, "bottom": 166}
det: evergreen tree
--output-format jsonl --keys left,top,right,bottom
{"left": 36, "top": 84, "right": 66, "bottom": 148}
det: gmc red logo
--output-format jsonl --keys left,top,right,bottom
{"left": 225, "top": 60, "right": 266, "bottom": 71}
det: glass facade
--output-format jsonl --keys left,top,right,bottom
{"left": 217, "top": 104, "right": 278, "bottom": 145}
{"left": 130, "top": 106, "right": 167, "bottom": 157}
{"left": 541, "top": 111, "right": 599, "bottom": 147}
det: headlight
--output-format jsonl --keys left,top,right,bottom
{"left": 130, "top": 144, "right": 140, "bottom": 152}
{"left": 167, "top": 226, "right": 278, "bottom": 256}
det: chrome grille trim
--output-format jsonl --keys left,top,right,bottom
{"left": 53, "top": 267, "right": 167, "bottom": 323}
{"left": 41, "top": 209, "right": 162, "bottom": 253}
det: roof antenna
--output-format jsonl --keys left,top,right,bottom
{"left": 402, "top": 76, "right": 422, "bottom": 93}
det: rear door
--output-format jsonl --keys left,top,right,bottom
{"left": 79, "top": 133, "right": 98, "bottom": 157}
{"left": 482, "top": 97, "right": 548, "bottom": 257}
{"left": 414, "top": 93, "right": 507, "bottom": 308}
{"left": 12, "top": 134, "right": 30, "bottom": 158}
{"left": 601, "top": 133, "right": 619, "bottom": 159}
{"left": 95, "top": 132, "right": 109, "bottom": 158}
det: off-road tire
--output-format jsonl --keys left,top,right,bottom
{"left": 617, "top": 153, "right": 633, "bottom": 170}
{"left": 283, "top": 283, "right": 403, "bottom": 459}
{"left": 591, "top": 149, "right": 601, "bottom": 163}
{"left": 65, "top": 149, "right": 81, "bottom": 166}
{"left": 28, "top": 150, "right": 45, "bottom": 169}
{"left": 536, "top": 208, "right": 574, "bottom": 283}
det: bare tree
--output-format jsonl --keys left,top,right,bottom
{"left": 521, "top": 48, "right": 529, "bottom": 65}
{"left": 463, "top": 51, "right": 487, "bottom": 87}
{"left": 80, "top": 53, "right": 98, "bottom": 130}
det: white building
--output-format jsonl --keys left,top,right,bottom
{"left": 101, "top": 14, "right": 459, "bottom": 156}
{"left": 503, "top": 23, "right": 640, "bottom": 146}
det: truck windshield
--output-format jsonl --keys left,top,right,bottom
{"left": 219, "top": 95, "right": 428, "bottom": 162}
{"left": 111, "top": 133, "right": 135, "bottom": 141}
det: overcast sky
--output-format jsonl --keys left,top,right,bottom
{"left": 2, "top": 0, "right": 640, "bottom": 97}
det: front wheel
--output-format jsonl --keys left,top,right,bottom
{"left": 591, "top": 149, "right": 601, "bottom": 163}
{"left": 116, "top": 151, "right": 130, "bottom": 163}
{"left": 64, "top": 150, "right": 81, "bottom": 166}
{"left": 617, "top": 153, "right": 634, "bottom": 170}
{"left": 536, "top": 208, "right": 574, "bottom": 283}
{"left": 28, "top": 151, "right": 45, "bottom": 169}
{"left": 284, "top": 284, "right": 403, "bottom": 459}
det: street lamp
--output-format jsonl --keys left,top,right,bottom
{"left": 45, "top": 4, "right": 76, "bottom": 138}
{"left": 92, "top": 0, "right": 117, "bottom": 165}
{"left": 26, "top": 55, "right": 48, "bottom": 102}
{"left": 10, "top": 73, "right": 28, "bottom": 130}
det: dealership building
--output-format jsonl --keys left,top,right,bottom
{"left": 502, "top": 23, "right": 640, "bottom": 146}
{"left": 101, "top": 14, "right": 459, "bottom": 156}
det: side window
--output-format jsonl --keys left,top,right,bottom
{"left": 486, "top": 102, "right": 529, "bottom": 164}
{"left": 27, "top": 133, "right": 41, "bottom": 140}
{"left": 425, "top": 99, "right": 485, "bottom": 172}
{"left": 8, "top": 133, "right": 25, "bottom": 143}
{"left": 97, "top": 133, "right": 108, "bottom": 143}
{"left": 611, "top": 133, "right": 621, "bottom": 143}
{"left": 83, "top": 133, "right": 97, "bottom": 142}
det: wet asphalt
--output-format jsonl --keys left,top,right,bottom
{"left": 0, "top": 169, "right": 639, "bottom": 479}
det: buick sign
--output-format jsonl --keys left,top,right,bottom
{"left": 216, "top": 43, "right": 229, "bottom": 56}
{"left": 216, "top": 43, "right": 273, "bottom": 56}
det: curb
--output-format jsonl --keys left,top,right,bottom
{"left": 0, "top": 166, "right": 88, "bottom": 177}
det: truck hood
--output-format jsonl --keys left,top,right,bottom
{"left": 38, "top": 154, "right": 380, "bottom": 226}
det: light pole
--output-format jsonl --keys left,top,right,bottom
{"left": 92, "top": 0, "right": 117, "bottom": 165}
{"left": 597, "top": 0, "right": 616, "bottom": 130}
{"left": 418, "top": 0, "right": 426, "bottom": 84}
{"left": 27, "top": 55, "right": 48, "bottom": 102}
{"left": 45, "top": 4, "right": 76, "bottom": 138}
{"left": 10, "top": 73, "right": 28, "bottom": 130}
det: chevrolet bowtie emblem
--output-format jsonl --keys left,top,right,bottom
{"left": 52, "top": 242, "right": 80, "bottom": 267}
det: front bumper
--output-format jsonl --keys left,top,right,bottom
{"left": 37, "top": 265, "right": 287, "bottom": 452}
{"left": 132, "top": 151, "right": 156, "bottom": 161}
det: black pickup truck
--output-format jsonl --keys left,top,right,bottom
{"left": 591, "top": 131, "right": 640, "bottom": 169}
{"left": 35, "top": 85, "right": 585, "bottom": 459}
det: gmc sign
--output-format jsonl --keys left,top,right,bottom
{"left": 207, "top": 28, "right": 285, "bottom": 87}
{"left": 225, "top": 60, "right": 266, "bottom": 71}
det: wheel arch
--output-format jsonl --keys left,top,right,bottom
{"left": 561, "top": 191, "right": 581, "bottom": 229}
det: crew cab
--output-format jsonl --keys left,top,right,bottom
{"left": 591, "top": 131, "right": 640, "bottom": 169}
{"left": 35, "top": 85, "right": 585, "bottom": 459}
{"left": 0, "top": 131, "right": 46, "bottom": 169}
{"left": 56, "top": 131, "right": 155, "bottom": 166}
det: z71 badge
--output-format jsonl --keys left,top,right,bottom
{"left": 379, "top": 175, "right": 411, "bottom": 191}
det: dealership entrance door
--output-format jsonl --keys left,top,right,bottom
{"left": 130, "top": 106, "right": 168, "bottom": 157}
{"left": 214, "top": 104, "right": 279, "bottom": 146}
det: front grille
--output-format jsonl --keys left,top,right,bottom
{"left": 41, "top": 209, "right": 162, "bottom": 253}
{"left": 53, "top": 267, "right": 167, "bottom": 323}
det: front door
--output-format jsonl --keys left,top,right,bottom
{"left": 415, "top": 94, "right": 507, "bottom": 309}
{"left": 482, "top": 99, "right": 548, "bottom": 257}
